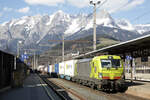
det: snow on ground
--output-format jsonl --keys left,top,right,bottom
{"left": 1, "top": 21, "right": 8, "bottom": 26}
{"left": 118, "top": 22, "right": 135, "bottom": 31}
{"left": 46, "top": 14, "right": 55, "bottom": 25}
{"left": 64, "top": 18, "right": 81, "bottom": 35}
{"left": 84, "top": 19, "right": 93, "bottom": 30}
{"left": 14, "top": 19, "right": 26, "bottom": 25}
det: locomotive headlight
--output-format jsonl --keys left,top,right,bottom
{"left": 99, "top": 73, "right": 103, "bottom": 78}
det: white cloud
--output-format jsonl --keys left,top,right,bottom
{"left": 23, "top": 0, "right": 145, "bottom": 13}
{"left": 24, "top": 0, "right": 65, "bottom": 6}
{"left": 100, "top": 0, "right": 129, "bottom": 13}
{"left": 100, "top": 0, "right": 145, "bottom": 13}
{"left": 67, "top": 0, "right": 89, "bottom": 8}
{"left": 67, "top": 0, "right": 145, "bottom": 13}
{"left": 3, "top": 7, "right": 13, "bottom": 12}
{"left": 18, "top": 7, "right": 30, "bottom": 13}
{"left": 123, "top": 0, "right": 145, "bottom": 11}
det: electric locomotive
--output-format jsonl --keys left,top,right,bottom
{"left": 72, "top": 55, "right": 128, "bottom": 92}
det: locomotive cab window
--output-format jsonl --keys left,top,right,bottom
{"left": 101, "top": 60, "right": 111, "bottom": 68}
{"left": 112, "top": 59, "right": 121, "bottom": 68}
{"left": 101, "top": 59, "right": 121, "bottom": 68}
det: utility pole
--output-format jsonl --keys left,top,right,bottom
{"left": 90, "top": 0, "right": 101, "bottom": 50}
{"left": 36, "top": 55, "right": 38, "bottom": 70}
{"left": 17, "top": 43, "right": 19, "bottom": 58}
{"left": 34, "top": 51, "right": 36, "bottom": 70}
{"left": 62, "top": 35, "right": 64, "bottom": 61}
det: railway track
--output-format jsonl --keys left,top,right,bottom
{"left": 47, "top": 77, "right": 149, "bottom": 100}
{"left": 39, "top": 75, "right": 85, "bottom": 100}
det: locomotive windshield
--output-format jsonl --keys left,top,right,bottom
{"left": 101, "top": 59, "right": 121, "bottom": 68}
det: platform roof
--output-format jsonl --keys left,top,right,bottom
{"left": 74, "top": 33, "right": 150, "bottom": 59}
{"left": 0, "top": 49, "right": 14, "bottom": 56}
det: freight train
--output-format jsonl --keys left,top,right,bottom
{"left": 39, "top": 55, "right": 128, "bottom": 92}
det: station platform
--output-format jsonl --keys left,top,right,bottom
{"left": 125, "top": 73, "right": 150, "bottom": 81}
{"left": 0, "top": 74, "right": 61, "bottom": 100}
{"left": 126, "top": 80, "right": 150, "bottom": 99}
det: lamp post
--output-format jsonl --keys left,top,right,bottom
{"left": 90, "top": 0, "right": 101, "bottom": 50}
{"left": 17, "top": 41, "right": 22, "bottom": 58}
{"left": 62, "top": 35, "right": 64, "bottom": 62}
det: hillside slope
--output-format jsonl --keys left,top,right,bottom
{"left": 49, "top": 34, "right": 120, "bottom": 55}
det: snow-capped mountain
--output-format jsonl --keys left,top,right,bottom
{"left": 134, "top": 24, "right": 150, "bottom": 34}
{"left": 96, "top": 9, "right": 118, "bottom": 28}
{"left": 116, "top": 19, "right": 150, "bottom": 34}
{"left": 116, "top": 19, "right": 136, "bottom": 31}
{"left": 0, "top": 10, "right": 144, "bottom": 54}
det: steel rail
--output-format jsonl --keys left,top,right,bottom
{"left": 39, "top": 75, "right": 73, "bottom": 100}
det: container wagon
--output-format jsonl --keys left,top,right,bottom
{"left": 48, "top": 65, "right": 53, "bottom": 74}
{"left": 51, "top": 63, "right": 59, "bottom": 78}
{"left": 59, "top": 62, "right": 65, "bottom": 79}
{"left": 64, "top": 60, "right": 78, "bottom": 80}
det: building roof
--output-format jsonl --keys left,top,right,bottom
{"left": 74, "top": 34, "right": 150, "bottom": 59}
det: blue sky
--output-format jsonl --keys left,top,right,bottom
{"left": 0, "top": 0, "right": 149, "bottom": 24}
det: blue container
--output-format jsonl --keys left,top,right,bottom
{"left": 55, "top": 64, "right": 59, "bottom": 74}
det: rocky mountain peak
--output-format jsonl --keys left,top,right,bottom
{"left": 97, "top": 9, "right": 112, "bottom": 19}
{"left": 0, "top": 10, "right": 147, "bottom": 54}
{"left": 116, "top": 19, "right": 135, "bottom": 31}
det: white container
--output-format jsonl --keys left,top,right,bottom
{"left": 59, "top": 62, "right": 65, "bottom": 75}
{"left": 65, "top": 60, "right": 78, "bottom": 77}
{"left": 51, "top": 65, "right": 55, "bottom": 73}
{"left": 48, "top": 65, "right": 53, "bottom": 73}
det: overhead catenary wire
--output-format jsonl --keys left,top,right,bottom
{"left": 97, "top": 0, "right": 150, "bottom": 24}
{"left": 95, "top": 0, "right": 108, "bottom": 10}
{"left": 131, "top": 10, "right": 150, "bottom": 23}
